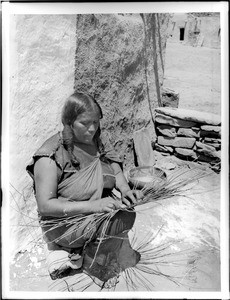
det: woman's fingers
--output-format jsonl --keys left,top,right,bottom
{"left": 103, "top": 197, "right": 122, "bottom": 212}
{"left": 121, "top": 190, "right": 136, "bottom": 205}
{"left": 103, "top": 207, "right": 115, "bottom": 213}
{"left": 121, "top": 197, "right": 131, "bottom": 207}
{"left": 128, "top": 191, "right": 138, "bottom": 203}
{"left": 121, "top": 189, "right": 144, "bottom": 206}
{"left": 112, "top": 199, "right": 122, "bottom": 209}
{"left": 133, "top": 189, "right": 144, "bottom": 200}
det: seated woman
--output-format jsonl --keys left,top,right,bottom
{"left": 26, "top": 92, "right": 142, "bottom": 281}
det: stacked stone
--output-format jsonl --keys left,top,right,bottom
{"left": 154, "top": 107, "right": 221, "bottom": 169}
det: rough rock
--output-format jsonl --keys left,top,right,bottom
{"left": 161, "top": 87, "right": 179, "bottom": 108}
{"left": 200, "top": 125, "right": 221, "bottom": 138}
{"left": 196, "top": 141, "right": 216, "bottom": 151}
{"left": 155, "top": 107, "right": 221, "bottom": 125}
{"left": 160, "top": 152, "right": 171, "bottom": 156}
{"left": 161, "top": 162, "right": 177, "bottom": 170}
{"left": 205, "top": 143, "right": 221, "bottom": 150}
{"left": 196, "top": 141, "right": 220, "bottom": 158}
{"left": 157, "top": 124, "right": 177, "bottom": 137}
{"left": 158, "top": 136, "right": 196, "bottom": 148}
{"left": 200, "top": 130, "right": 221, "bottom": 139}
{"left": 177, "top": 127, "right": 200, "bottom": 138}
{"left": 155, "top": 143, "right": 173, "bottom": 153}
{"left": 204, "top": 137, "right": 221, "bottom": 143}
{"left": 201, "top": 125, "right": 221, "bottom": 133}
{"left": 155, "top": 113, "right": 197, "bottom": 127}
{"left": 197, "top": 153, "right": 220, "bottom": 162}
{"left": 164, "top": 146, "right": 174, "bottom": 153}
{"left": 155, "top": 143, "right": 167, "bottom": 153}
{"left": 175, "top": 148, "right": 198, "bottom": 160}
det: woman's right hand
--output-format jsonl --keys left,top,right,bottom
{"left": 90, "top": 197, "right": 122, "bottom": 213}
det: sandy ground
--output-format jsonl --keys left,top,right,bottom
{"left": 9, "top": 42, "right": 221, "bottom": 293}
{"left": 163, "top": 41, "right": 221, "bottom": 115}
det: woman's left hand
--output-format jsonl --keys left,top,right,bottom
{"left": 121, "top": 189, "right": 143, "bottom": 207}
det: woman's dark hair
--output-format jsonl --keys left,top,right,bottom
{"left": 61, "top": 92, "right": 105, "bottom": 169}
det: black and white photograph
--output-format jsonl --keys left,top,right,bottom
{"left": 1, "top": 1, "right": 229, "bottom": 299}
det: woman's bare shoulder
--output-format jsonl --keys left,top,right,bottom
{"left": 34, "top": 156, "right": 57, "bottom": 176}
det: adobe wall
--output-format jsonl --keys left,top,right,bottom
{"left": 169, "top": 13, "right": 220, "bottom": 49}
{"left": 186, "top": 14, "right": 220, "bottom": 48}
{"left": 168, "top": 13, "right": 188, "bottom": 43}
{"left": 154, "top": 107, "right": 221, "bottom": 172}
{"left": 9, "top": 14, "right": 76, "bottom": 256}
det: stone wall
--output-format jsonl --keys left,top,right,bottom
{"left": 154, "top": 107, "right": 221, "bottom": 171}
{"left": 9, "top": 14, "right": 76, "bottom": 256}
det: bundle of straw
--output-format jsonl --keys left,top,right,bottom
{"left": 10, "top": 166, "right": 215, "bottom": 292}
{"left": 121, "top": 227, "right": 198, "bottom": 291}
{"left": 40, "top": 166, "right": 211, "bottom": 248}
{"left": 49, "top": 224, "right": 199, "bottom": 292}
{"left": 128, "top": 166, "right": 212, "bottom": 208}
{"left": 40, "top": 210, "right": 118, "bottom": 246}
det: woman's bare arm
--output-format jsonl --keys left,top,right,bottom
{"left": 111, "top": 162, "right": 143, "bottom": 206}
{"left": 111, "top": 162, "right": 131, "bottom": 194}
{"left": 34, "top": 157, "right": 121, "bottom": 217}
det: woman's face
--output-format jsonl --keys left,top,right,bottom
{"left": 71, "top": 110, "right": 100, "bottom": 145}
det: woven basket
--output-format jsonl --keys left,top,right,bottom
{"left": 127, "top": 166, "right": 167, "bottom": 189}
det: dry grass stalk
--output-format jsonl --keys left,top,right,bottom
{"left": 39, "top": 167, "right": 211, "bottom": 245}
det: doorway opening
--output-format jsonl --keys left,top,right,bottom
{"left": 179, "top": 28, "right": 185, "bottom": 41}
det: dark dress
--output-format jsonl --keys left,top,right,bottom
{"left": 26, "top": 132, "right": 140, "bottom": 284}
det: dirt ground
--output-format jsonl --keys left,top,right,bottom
{"left": 163, "top": 41, "right": 221, "bottom": 115}
{"left": 9, "top": 41, "right": 221, "bottom": 293}
{"left": 9, "top": 158, "right": 220, "bottom": 293}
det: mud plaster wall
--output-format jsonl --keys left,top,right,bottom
{"left": 168, "top": 14, "right": 187, "bottom": 43}
{"left": 9, "top": 15, "right": 76, "bottom": 256}
{"left": 74, "top": 13, "right": 171, "bottom": 168}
